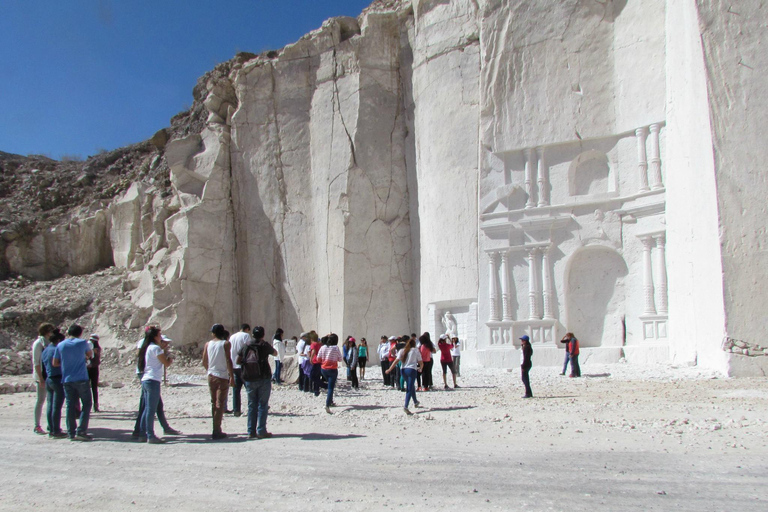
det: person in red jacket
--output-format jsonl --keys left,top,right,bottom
{"left": 567, "top": 332, "right": 581, "bottom": 378}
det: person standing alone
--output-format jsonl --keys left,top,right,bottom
{"left": 520, "top": 335, "right": 533, "bottom": 398}
{"left": 202, "top": 324, "right": 235, "bottom": 440}
{"left": 566, "top": 332, "right": 581, "bottom": 378}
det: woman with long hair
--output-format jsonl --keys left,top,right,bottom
{"left": 387, "top": 338, "right": 423, "bottom": 414}
{"left": 138, "top": 326, "right": 173, "bottom": 443}
{"left": 418, "top": 333, "right": 436, "bottom": 391}
{"left": 357, "top": 338, "right": 368, "bottom": 381}
{"left": 87, "top": 334, "right": 102, "bottom": 412}
{"left": 316, "top": 333, "right": 343, "bottom": 414}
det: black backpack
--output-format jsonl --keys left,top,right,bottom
{"left": 239, "top": 343, "right": 263, "bottom": 382}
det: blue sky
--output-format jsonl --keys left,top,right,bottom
{"left": 0, "top": 0, "right": 373, "bottom": 159}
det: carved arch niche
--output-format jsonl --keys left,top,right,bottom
{"left": 568, "top": 150, "right": 614, "bottom": 197}
{"left": 564, "top": 246, "right": 628, "bottom": 347}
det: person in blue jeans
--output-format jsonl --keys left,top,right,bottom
{"left": 271, "top": 328, "right": 284, "bottom": 384}
{"left": 387, "top": 338, "right": 423, "bottom": 415}
{"left": 53, "top": 324, "right": 94, "bottom": 441}
{"left": 138, "top": 326, "right": 173, "bottom": 444}
{"left": 238, "top": 326, "right": 277, "bottom": 439}
{"left": 317, "top": 334, "right": 342, "bottom": 414}
{"left": 41, "top": 329, "right": 67, "bottom": 438}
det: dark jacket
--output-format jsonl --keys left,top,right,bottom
{"left": 521, "top": 343, "right": 533, "bottom": 370}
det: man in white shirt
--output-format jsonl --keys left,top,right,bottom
{"left": 229, "top": 324, "right": 252, "bottom": 417}
{"left": 377, "top": 336, "right": 391, "bottom": 386}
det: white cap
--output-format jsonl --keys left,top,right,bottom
{"left": 161, "top": 335, "right": 172, "bottom": 342}
{"left": 439, "top": 334, "right": 447, "bottom": 340}
{"left": 388, "top": 336, "right": 397, "bottom": 341}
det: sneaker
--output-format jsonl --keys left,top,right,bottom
{"left": 34, "top": 426, "right": 46, "bottom": 435}
{"left": 224, "top": 409, "right": 233, "bottom": 414}
{"left": 147, "top": 437, "right": 166, "bottom": 444}
{"left": 559, "top": 372, "right": 565, "bottom": 376}
{"left": 403, "top": 407, "right": 413, "bottom": 415}
{"left": 248, "top": 433, "right": 258, "bottom": 439}
{"left": 137, "top": 436, "right": 147, "bottom": 442}
{"left": 131, "top": 432, "right": 140, "bottom": 440}
{"left": 454, "top": 385, "right": 461, "bottom": 388}
{"left": 325, "top": 406, "right": 332, "bottom": 414}
{"left": 211, "top": 432, "right": 228, "bottom": 440}
{"left": 256, "top": 432, "right": 273, "bottom": 439}
{"left": 414, "top": 401, "right": 421, "bottom": 408}
{"left": 71, "top": 433, "right": 93, "bottom": 442}
{"left": 49, "top": 431, "right": 68, "bottom": 439}
{"left": 233, "top": 411, "right": 242, "bottom": 417}
{"left": 163, "top": 428, "right": 181, "bottom": 436}
{"left": 444, "top": 385, "right": 449, "bottom": 390}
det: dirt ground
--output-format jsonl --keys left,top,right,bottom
{"left": 1, "top": 362, "right": 767, "bottom": 512}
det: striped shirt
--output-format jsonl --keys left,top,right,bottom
{"left": 317, "top": 345, "right": 343, "bottom": 370}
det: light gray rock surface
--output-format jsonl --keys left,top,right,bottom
{"left": 4, "top": 0, "right": 768, "bottom": 377}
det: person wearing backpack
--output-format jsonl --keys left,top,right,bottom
{"left": 237, "top": 326, "right": 277, "bottom": 439}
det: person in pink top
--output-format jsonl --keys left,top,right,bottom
{"left": 316, "top": 333, "right": 343, "bottom": 414}
{"left": 418, "top": 332, "right": 436, "bottom": 391}
{"left": 437, "top": 335, "right": 459, "bottom": 389}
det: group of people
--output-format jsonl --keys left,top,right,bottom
{"left": 31, "top": 323, "right": 102, "bottom": 440}
{"left": 30, "top": 317, "right": 584, "bottom": 443}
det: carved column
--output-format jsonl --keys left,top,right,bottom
{"left": 649, "top": 123, "right": 663, "bottom": 189}
{"left": 654, "top": 233, "right": 668, "bottom": 314}
{"left": 640, "top": 236, "right": 657, "bottom": 315}
{"left": 524, "top": 148, "right": 535, "bottom": 209}
{"left": 527, "top": 248, "right": 540, "bottom": 320}
{"left": 636, "top": 126, "right": 650, "bottom": 193}
{"left": 488, "top": 252, "right": 500, "bottom": 322}
{"left": 541, "top": 246, "right": 554, "bottom": 320}
{"left": 500, "top": 251, "right": 513, "bottom": 321}
{"left": 536, "top": 147, "right": 549, "bottom": 207}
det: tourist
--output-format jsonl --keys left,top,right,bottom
{"left": 450, "top": 337, "right": 461, "bottom": 377}
{"left": 559, "top": 333, "right": 572, "bottom": 376}
{"left": 387, "top": 337, "right": 423, "bottom": 415}
{"left": 317, "top": 333, "right": 343, "bottom": 414}
{"left": 418, "top": 332, "right": 436, "bottom": 391}
{"left": 437, "top": 335, "right": 459, "bottom": 389}
{"left": 395, "top": 335, "right": 408, "bottom": 391}
{"left": 41, "top": 329, "right": 66, "bottom": 438}
{"left": 229, "top": 324, "right": 252, "bottom": 417}
{"left": 520, "top": 335, "right": 533, "bottom": 398}
{"left": 272, "top": 328, "right": 285, "bottom": 384}
{"left": 52, "top": 324, "right": 94, "bottom": 441}
{"left": 87, "top": 333, "right": 102, "bottom": 412}
{"left": 343, "top": 336, "right": 352, "bottom": 381}
{"left": 567, "top": 332, "right": 581, "bottom": 378}
{"left": 309, "top": 331, "right": 325, "bottom": 396}
{"left": 31, "top": 322, "right": 54, "bottom": 435}
{"left": 202, "top": 324, "right": 235, "bottom": 440}
{"left": 132, "top": 328, "right": 179, "bottom": 439}
{"left": 357, "top": 338, "right": 368, "bottom": 381}
{"left": 345, "top": 337, "right": 359, "bottom": 390}
{"left": 378, "top": 336, "right": 391, "bottom": 386}
{"left": 138, "top": 326, "right": 173, "bottom": 444}
{"left": 387, "top": 336, "right": 398, "bottom": 389}
{"left": 296, "top": 332, "right": 311, "bottom": 392}
{"left": 237, "top": 325, "right": 276, "bottom": 439}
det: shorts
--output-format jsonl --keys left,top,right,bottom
{"left": 441, "top": 361, "right": 455, "bottom": 375}
{"left": 358, "top": 357, "right": 367, "bottom": 367}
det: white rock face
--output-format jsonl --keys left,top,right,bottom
{"left": 9, "top": 0, "right": 768, "bottom": 376}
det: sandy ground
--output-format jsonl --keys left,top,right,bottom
{"left": 1, "top": 362, "right": 767, "bottom": 512}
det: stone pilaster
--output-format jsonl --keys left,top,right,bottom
{"left": 541, "top": 246, "right": 554, "bottom": 320}
{"left": 649, "top": 123, "right": 663, "bottom": 190}
{"left": 654, "top": 233, "right": 668, "bottom": 314}
{"left": 488, "top": 251, "right": 500, "bottom": 322}
{"left": 536, "top": 146, "right": 549, "bottom": 207}
{"left": 636, "top": 126, "right": 650, "bottom": 193}
{"left": 500, "top": 250, "right": 513, "bottom": 321}
{"left": 524, "top": 148, "right": 535, "bottom": 209}
{"left": 640, "top": 236, "right": 657, "bottom": 315}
